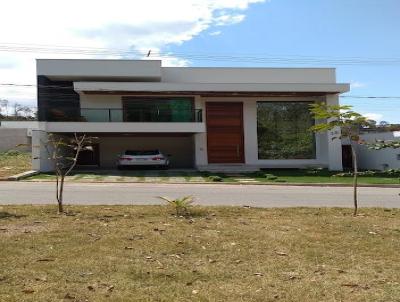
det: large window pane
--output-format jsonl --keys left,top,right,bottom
{"left": 257, "top": 102, "right": 316, "bottom": 159}
{"left": 122, "top": 97, "right": 194, "bottom": 122}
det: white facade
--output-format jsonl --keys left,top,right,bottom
{"left": 34, "top": 59, "right": 350, "bottom": 172}
{"left": 355, "top": 132, "right": 400, "bottom": 170}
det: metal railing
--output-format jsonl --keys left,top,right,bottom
{"left": 45, "top": 108, "right": 203, "bottom": 123}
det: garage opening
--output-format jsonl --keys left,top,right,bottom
{"left": 96, "top": 133, "right": 195, "bottom": 169}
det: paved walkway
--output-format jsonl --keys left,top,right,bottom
{"left": 0, "top": 182, "right": 399, "bottom": 208}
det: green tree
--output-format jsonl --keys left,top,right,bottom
{"left": 309, "top": 103, "right": 372, "bottom": 216}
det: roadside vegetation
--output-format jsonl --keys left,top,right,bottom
{"left": 0, "top": 205, "right": 399, "bottom": 301}
{"left": 25, "top": 168, "right": 400, "bottom": 185}
{"left": 0, "top": 151, "right": 31, "bottom": 178}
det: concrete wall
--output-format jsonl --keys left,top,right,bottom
{"left": 355, "top": 132, "right": 400, "bottom": 170}
{"left": 31, "top": 130, "right": 53, "bottom": 172}
{"left": 98, "top": 136, "right": 194, "bottom": 168}
{"left": 162, "top": 67, "right": 337, "bottom": 84}
{"left": 0, "top": 121, "right": 40, "bottom": 129}
{"left": 37, "top": 59, "right": 162, "bottom": 81}
{"left": 0, "top": 128, "right": 31, "bottom": 152}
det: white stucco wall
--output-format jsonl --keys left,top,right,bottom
{"left": 355, "top": 132, "right": 400, "bottom": 170}
{"left": 44, "top": 122, "right": 206, "bottom": 133}
{"left": 162, "top": 67, "right": 338, "bottom": 84}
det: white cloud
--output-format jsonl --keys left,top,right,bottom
{"left": 214, "top": 14, "right": 246, "bottom": 26}
{"left": 0, "top": 0, "right": 265, "bottom": 107}
{"left": 210, "top": 31, "right": 222, "bottom": 36}
{"left": 364, "top": 113, "right": 383, "bottom": 122}
{"left": 350, "top": 81, "right": 367, "bottom": 89}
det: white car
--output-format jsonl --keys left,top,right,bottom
{"left": 117, "top": 150, "right": 170, "bottom": 169}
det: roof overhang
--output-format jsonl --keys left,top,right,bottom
{"left": 74, "top": 82, "right": 350, "bottom": 96}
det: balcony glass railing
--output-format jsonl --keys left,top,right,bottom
{"left": 45, "top": 108, "right": 203, "bottom": 123}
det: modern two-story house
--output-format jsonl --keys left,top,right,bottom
{"left": 32, "top": 59, "right": 349, "bottom": 172}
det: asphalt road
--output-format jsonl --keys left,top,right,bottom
{"left": 0, "top": 181, "right": 399, "bottom": 208}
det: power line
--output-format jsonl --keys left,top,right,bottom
{"left": 2, "top": 42, "right": 400, "bottom": 66}
{"left": 341, "top": 95, "right": 400, "bottom": 99}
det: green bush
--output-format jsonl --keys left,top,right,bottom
{"left": 358, "top": 170, "right": 376, "bottom": 176}
{"left": 208, "top": 175, "right": 223, "bottom": 182}
{"left": 4, "top": 150, "right": 21, "bottom": 156}
{"left": 264, "top": 174, "right": 278, "bottom": 181}
{"left": 306, "top": 167, "right": 324, "bottom": 175}
{"left": 253, "top": 171, "right": 266, "bottom": 178}
{"left": 382, "top": 169, "right": 400, "bottom": 177}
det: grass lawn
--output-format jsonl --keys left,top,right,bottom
{"left": 1, "top": 205, "right": 399, "bottom": 301}
{"left": 0, "top": 152, "right": 31, "bottom": 178}
{"left": 250, "top": 169, "right": 400, "bottom": 185}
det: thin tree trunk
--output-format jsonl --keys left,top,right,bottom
{"left": 350, "top": 144, "right": 358, "bottom": 216}
{"left": 56, "top": 175, "right": 59, "bottom": 205}
{"left": 58, "top": 176, "right": 65, "bottom": 214}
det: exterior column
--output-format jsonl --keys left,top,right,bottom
{"left": 193, "top": 96, "right": 208, "bottom": 168}
{"left": 243, "top": 100, "right": 258, "bottom": 165}
{"left": 194, "top": 133, "right": 208, "bottom": 168}
{"left": 326, "top": 94, "right": 343, "bottom": 171}
{"left": 31, "top": 130, "right": 54, "bottom": 172}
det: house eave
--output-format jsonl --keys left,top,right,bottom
{"left": 74, "top": 82, "right": 350, "bottom": 96}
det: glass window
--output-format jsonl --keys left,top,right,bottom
{"left": 122, "top": 97, "right": 194, "bottom": 122}
{"left": 257, "top": 102, "right": 316, "bottom": 159}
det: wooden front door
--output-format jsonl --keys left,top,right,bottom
{"left": 206, "top": 102, "right": 244, "bottom": 163}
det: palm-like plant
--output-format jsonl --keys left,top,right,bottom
{"left": 158, "top": 195, "right": 194, "bottom": 216}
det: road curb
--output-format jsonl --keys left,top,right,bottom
{"left": 5, "top": 170, "right": 39, "bottom": 181}
{"left": 17, "top": 179, "right": 400, "bottom": 188}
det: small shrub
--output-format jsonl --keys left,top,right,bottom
{"left": 208, "top": 175, "right": 223, "bottom": 182}
{"left": 333, "top": 172, "right": 353, "bottom": 177}
{"left": 4, "top": 150, "right": 21, "bottom": 156}
{"left": 201, "top": 171, "right": 211, "bottom": 177}
{"left": 382, "top": 169, "right": 400, "bottom": 177}
{"left": 253, "top": 171, "right": 266, "bottom": 178}
{"left": 306, "top": 167, "right": 324, "bottom": 175}
{"left": 358, "top": 170, "right": 376, "bottom": 176}
{"left": 264, "top": 174, "right": 278, "bottom": 181}
{"left": 158, "top": 195, "right": 194, "bottom": 216}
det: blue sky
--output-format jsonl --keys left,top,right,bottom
{"left": 166, "top": 0, "right": 400, "bottom": 123}
{"left": 0, "top": 0, "right": 399, "bottom": 122}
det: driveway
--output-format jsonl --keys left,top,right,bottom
{"left": 0, "top": 182, "right": 399, "bottom": 208}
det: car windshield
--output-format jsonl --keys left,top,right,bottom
{"left": 125, "top": 150, "right": 160, "bottom": 156}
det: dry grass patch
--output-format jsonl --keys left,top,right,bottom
{"left": 0, "top": 152, "right": 31, "bottom": 178}
{"left": 0, "top": 206, "right": 399, "bottom": 301}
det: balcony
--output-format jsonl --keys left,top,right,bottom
{"left": 45, "top": 108, "right": 203, "bottom": 123}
